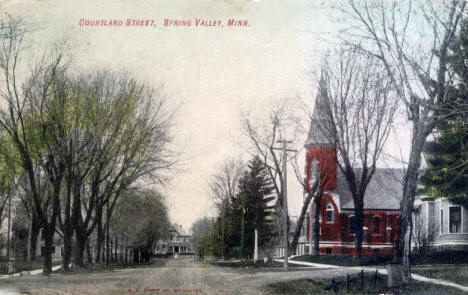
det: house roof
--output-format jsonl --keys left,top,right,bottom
{"left": 169, "top": 224, "right": 190, "bottom": 236}
{"left": 336, "top": 168, "right": 404, "bottom": 211}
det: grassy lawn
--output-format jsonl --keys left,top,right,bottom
{"left": 411, "top": 252, "right": 468, "bottom": 265}
{"left": 0, "top": 258, "right": 167, "bottom": 275}
{"left": 412, "top": 264, "right": 468, "bottom": 287}
{"left": 267, "top": 274, "right": 463, "bottom": 295}
{"left": 292, "top": 254, "right": 394, "bottom": 267}
{"left": 0, "top": 258, "right": 62, "bottom": 274}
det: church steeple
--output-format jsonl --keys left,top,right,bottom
{"left": 305, "top": 78, "right": 335, "bottom": 149}
{"left": 304, "top": 78, "right": 337, "bottom": 192}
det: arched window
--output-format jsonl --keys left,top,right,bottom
{"left": 326, "top": 203, "right": 334, "bottom": 223}
{"left": 348, "top": 215, "right": 357, "bottom": 234}
{"left": 373, "top": 216, "right": 381, "bottom": 234}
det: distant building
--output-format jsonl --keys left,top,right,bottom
{"left": 0, "top": 192, "right": 63, "bottom": 261}
{"left": 155, "top": 224, "right": 193, "bottom": 255}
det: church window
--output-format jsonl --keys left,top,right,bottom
{"left": 449, "top": 206, "right": 462, "bottom": 233}
{"left": 326, "top": 203, "right": 334, "bottom": 223}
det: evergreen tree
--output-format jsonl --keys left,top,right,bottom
{"left": 420, "top": 124, "right": 468, "bottom": 200}
{"left": 420, "top": 19, "right": 468, "bottom": 201}
{"left": 236, "top": 156, "right": 276, "bottom": 261}
{"left": 442, "top": 18, "right": 468, "bottom": 127}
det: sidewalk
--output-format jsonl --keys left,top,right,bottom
{"left": 273, "top": 258, "right": 338, "bottom": 269}
{"left": 0, "top": 265, "right": 62, "bottom": 280}
{"left": 277, "top": 258, "right": 468, "bottom": 293}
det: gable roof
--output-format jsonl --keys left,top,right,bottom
{"left": 169, "top": 224, "right": 190, "bottom": 236}
{"left": 336, "top": 168, "right": 404, "bottom": 211}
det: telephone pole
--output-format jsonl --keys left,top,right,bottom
{"left": 274, "top": 139, "right": 296, "bottom": 271}
{"left": 7, "top": 191, "right": 12, "bottom": 276}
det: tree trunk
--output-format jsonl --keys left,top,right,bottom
{"left": 114, "top": 236, "right": 118, "bottom": 263}
{"left": 62, "top": 191, "right": 75, "bottom": 271}
{"left": 41, "top": 177, "right": 62, "bottom": 275}
{"left": 133, "top": 248, "right": 139, "bottom": 263}
{"left": 95, "top": 204, "right": 104, "bottom": 264}
{"left": 312, "top": 195, "right": 322, "bottom": 256}
{"left": 28, "top": 213, "right": 40, "bottom": 261}
{"left": 398, "top": 121, "right": 428, "bottom": 283}
{"left": 27, "top": 212, "right": 33, "bottom": 261}
{"left": 61, "top": 171, "right": 74, "bottom": 271}
{"left": 86, "top": 241, "right": 92, "bottom": 265}
{"left": 240, "top": 209, "right": 245, "bottom": 260}
{"left": 42, "top": 225, "right": 54, "bottom": 275}
{"left": 354, "top": 201, "right": 364, "bottom": 260}
{"left": 291, "top": 189, "right": 316, "bottom": 255}
{"left": 73, "top": 229, "right": 87, "bottom": 268}
{"left": 95, "top": 231, "right": 103, "bottom": 264}
{"left": 105, "top": 204, "right": 110, "bottom": 266}
{"left": 62, "top": 229, "right": 73, "bottom": 271}
{"left": 110, "top": 237, "right": 114, "bottom": 263}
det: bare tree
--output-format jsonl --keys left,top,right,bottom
{"left": 243, "top": 104, "right": 331, "bottom": 256}
{"left": 317, "top": 49, "right": 398, "bottom": 258}
{"left": 191, "top": 217, "right": 215, "bottom": 260}
{"left": 0, "top": 16, "right": 70, "bottom": 274}
{"left": 338, "top": 0, "right": 466, "bottom": 282}
{"left": 210, "top": 158, "right": 244, "bottom": 212}
{"left": 68, "top": 70, "right": 176, "bottom": 267}
{"left": 241, "top": 105, "right": 299, "bottom": 251}
{"left": 290, "top": 157, "right": 318, "bottom": 255}
{"left": 208, "top": 158, "right": 244, "bottom": 260}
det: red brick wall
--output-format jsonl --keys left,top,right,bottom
{"left": 305, "top": 146, "right": 400, "bottom": 256}
{"left": 312, "top": 197, "right": 401, "bottom": 256}
{"left": 306, "top": 147, "right": 337, "bottom": 192}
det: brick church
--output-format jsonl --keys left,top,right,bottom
{"left": 301, "top": 91, "right": 403, "bottom": 256}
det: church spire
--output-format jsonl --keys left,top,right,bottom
{"left": 305, "top": 77, "right": 335, "bottom": 148}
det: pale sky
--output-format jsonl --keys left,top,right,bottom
{"left": 3, "top": 0, "right": 411, "bottom": 231}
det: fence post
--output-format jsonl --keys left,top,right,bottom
{"left": 387, "top": 263, "right": 402, "bottom": 288}
{"left": 346, "top": 274, "right": 350, "bottom": 292}
{"left": 373, "top": 269, "right": 378, "bottom": 288}
{"left": 360, "top": 270, "right": 364, "bottom": 290}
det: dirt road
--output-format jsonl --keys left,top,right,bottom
{"left": 0, "top": 256, "right": 360, "bottom": 295}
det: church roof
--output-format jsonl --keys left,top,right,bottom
{"left": 305, "top": 86, "right": 335, "bottom": 148}
{"left": 336, "top": 168, "right": 404, "bottom": 211}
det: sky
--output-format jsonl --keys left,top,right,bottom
{"left": 1, "top": 0, "right": 412, "bottom": 231}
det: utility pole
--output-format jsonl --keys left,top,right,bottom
{"left": 7, "top": 191, "right": 13, "bottom": 276}
{"left": 7, "top": 191, "right": 10, "bottom": 261}
{"left": 274, "top": 139, "right": 296, "bottom": 271}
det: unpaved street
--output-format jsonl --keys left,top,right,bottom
{"left": 0, "top": 256, "right": 360, "bottom": 295}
